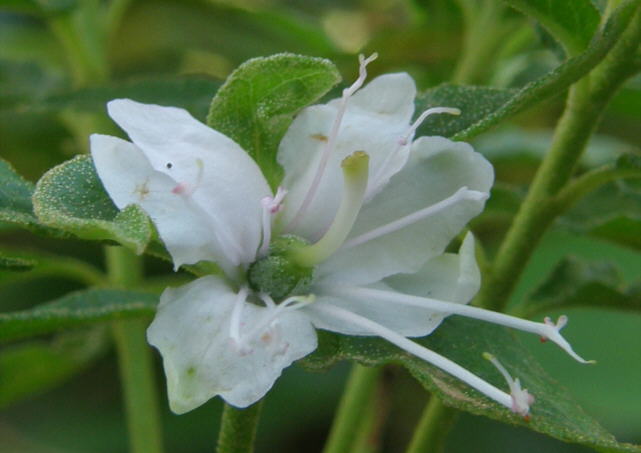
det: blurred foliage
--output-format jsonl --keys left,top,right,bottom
{"left": 0, "top": 0, "right": 640, "bottom": 452}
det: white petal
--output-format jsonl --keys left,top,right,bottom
{"left": 91, "top": 134, "right": 234, "bottom": 271}
{"left": 107, "top": 99, "right": 271, "bottom": 265}
{"left": 147, "top": 276, "right": 317, "bottom": 413}
{"left": 317, "top": 136, "right": 493, "bottom": 286}
{"left": 307, "top": 233, "right": 480, "bottom": 337}
{"left": 277, "top": 74, "right": 416, "bottom": 240}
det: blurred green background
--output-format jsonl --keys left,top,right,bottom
{"left": 1, "top": 0, "right": 640, "bottom": 452}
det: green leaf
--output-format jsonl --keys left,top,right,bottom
{"left": 520, "top": 257, "right": 641, "bottom": 316}
{"left": 0, "top": 247, "right": 105, "bottom": 288}
{"left": 0, "top": 329, "right": 106, "bottom": 409}
{"left": 0, "top": 252, "right": 35, "bottom": 271}
{"left": 32, "top": 155, "right": 152, "bottom": 253}
{"left": 415, "top": 84, "right": 517, "bottom": 138}
{"left": 207, "top": 53, "right": 341, "bottom": 188}
{"left": 0, "top": 157, "right": 45, "bottom": 233}
{"left": 6, "top": 76, "right": 221, "bottom": 122}
{"left": 427, "top": 0, "right": 641, "bottom": 141}
{"left": 559, "top": 156, "right": 641, "bottom": 250}
{"left": 0, "top": 288, "right": 157, "bottom": 344}
{"left": 302, "top": 318, "right": 640, "bottom": 453}
{"left": 503, "top": 0, "right": 601, "bottom": 55}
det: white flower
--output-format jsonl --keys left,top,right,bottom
{"left": 91, "top": 54, "right": 591, "bottom": 416}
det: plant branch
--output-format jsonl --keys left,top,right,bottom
{"left": 405, "top": 397, "right": 458, "bottom": 453}
{"left": 107, "top": 246, "right": 164, "bottom": 453}
{"left": 475, "top": 5, "right": 641, "bottom": 311}
{"left": 217, "top": 402, "right": 263, "bottom": 453}
{"left": 322, "top": 365, "right": 382, "bottom": 453}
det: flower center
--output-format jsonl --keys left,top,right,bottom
{"left": 247, "top": 234, "right": 315, "bottom": 301}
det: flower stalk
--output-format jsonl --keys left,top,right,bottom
{"left": 217, "top": 402, "right": 264, "bottom": 453}
{"left": 322, "top": 365, "right": 382, "bottom": 453}
{"left": 107, "top": 246, "right": 164, "bottom": 453}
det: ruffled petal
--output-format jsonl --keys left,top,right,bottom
{"left": 90, "top": 134, "right": 235, "bottom": 271}
{"left": 147, "top": 276, "right": 317, "bottom": 413}
{"left": 317, "top": 136, "right": 493, "bottom": 286}
{"left": 107, "top": 99, "right": 271, "bottom": 265}
{"left": 277, "top": 74, "right": 416, "bottom": 240}
{"left": 307, "top": 233, "right": 480, "bottom": 337}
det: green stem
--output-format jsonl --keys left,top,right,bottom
{"left": 553, "top": 165, "right": 641, "bottom": 212}
{"left": 107, "top": 246, "right": 164, "bottom": 453}
{"left": 405, "top": 397, "right": 457, "bottom": 453}
{"left": 453, "top": 0, "right": 504, "bottom": 84}
{"left": 217, "top": 402, "right": 263, "bottom": 453}
{"left": 322, "top": 365, "right": 382, "bottom": 453}
{"left": 475, "top": 6, "right": 641, "bottom": 312}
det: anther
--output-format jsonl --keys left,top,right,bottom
{"left": 483, "top": 352, "right": 534, "bottom": 418}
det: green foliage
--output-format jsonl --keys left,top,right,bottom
{"left": 0, "top": 288, "right": 157, "bottom": 344}
{"left": 503, "top": 0, "right": 601, "bottom": 55}
{"left": 3, "top": 77, "right": 221, "bottom": 122}
{"left": 207, "top": 53, "right": 341, "bottom": 188}
{"left": 32, "top": 155, "right": 152, "bottom": 253}
{"left": 520, "top": 257, "right": 641, "bottom": 316}
{"left": 0, "top": 157, "right": 45, "bottom": 233}
{"left": 450, "top": 0, "right": 641, "bottom": 141}
{"left": 0, "top": 251, "right": 35, "bottom": 271}
{"left": 0, "top": 329, "right": 106, "bottom": 409}
{"left": 303, "top": 318, "right": 641, "bottom": 453}
{"left": 415, "top": 84, "right": 517, "bottom": 138}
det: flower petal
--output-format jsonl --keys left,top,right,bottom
{"left": 107, "top": 99, "right": 271, "bottom": 265}
{"left": 317, "top": 136, "right": 493, "bottom": 286}
{"left": 147, "top": 276, "right": 317, "bottom": 412}
{"left": 277, "top": 74, "right": 416, "bottom": 240}
{"left": 308, "top": 233, "right": 480, "bottom": 337}
{"left": 91, "top": 134, "right": 234, "bottom": 271}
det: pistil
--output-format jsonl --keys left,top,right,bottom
{"left": 294, "top": 151, "right": 369, "bottom": 267}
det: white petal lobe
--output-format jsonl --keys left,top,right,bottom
{"left": 90, "top": 134, "right": 232, "bottom": 270}
{"left": 317, "top": 136, "right": 493, "bottom": 286}
{"left": 147, "top": 276, "right": 317, "bottom": 412}
{"left": 106, "top": 99, "right": 271, "bottom": 265}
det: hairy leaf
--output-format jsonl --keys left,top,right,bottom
{"left": 32, "top": 155, "right": 152, "bottom": 253}
{"left": 0, "top": 288, "right": 157, "bottom": 344}
{"left": 207, "top": 53, "right": 341, "bottom": 188}
{"left": 421, "top": 0, "right": 641, "bottom": 141}
{"left": 503, "top": 0, "right": 601, "bottom": 55}
{"left": 302, "top": 318, "right": 640, "bottom": 453}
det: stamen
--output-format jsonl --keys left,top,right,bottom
{"left": 483, "top": 352, "right": 535, "bottom": 418}
{"left": 259, "top": 187, "right": 288, "bottom": 257}
{"left": 294, "top": 151, "right": 369, "bottom": 267}
{"left": 171, "top": 158, "right": 204, "bottom": 196}
{"left": 370, "top": 107, "right": 460, "bottom": 191}
{"left": 402, "top": 107, "right": 461, "bottom": 146}
{"left": 342, "top": 187, "right": 488, "bottom": 250}
{"left": 327, "top": 286, "right": 595, "bottom": 364}
{"left": 229, "top": 286, "right": 250, "bottom": 343}
{"left": 286, "top": 53, "right": 378, "bottom": 232}
{"left": 313, "top": 304, "right": 514, "bottom": 410}
{"left": 237, "top": 294, "right": 316, "bottom": 349}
